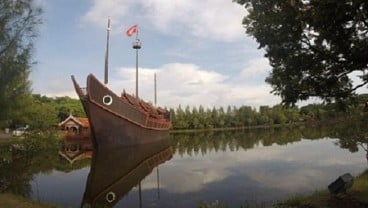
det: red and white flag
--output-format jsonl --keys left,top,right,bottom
{"left": 126, "top": 24, "right": 138, "bottom": 37}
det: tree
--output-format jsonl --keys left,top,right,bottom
{"left": 271, "top": 105, "right": 287, "bottom": 125}
{"left": 258, "top": 105, "right": 272, "bottom": 125}
{"left": 173, "top": 105, "right": 189, "bottom": 129}
{"left": 238, "top": 105, "right": 256, "bottom": 126}
{"left": 236, "top": 0, "right": 368, "bottom": 105}
{"left": 0, "top": 1, "right": 42, "bottom": 127}
{"left": 23, "top": 96, "right": 58, "bottom": 130}
{"left": 53, "top": 96, "right": 85, "bottom": 121}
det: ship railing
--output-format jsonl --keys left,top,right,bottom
{"left": 119, "top": 102, "right": 148, "bottom": 125}
{"left": 120, "top": 93, "right": 153, "bottom": 123}
{"left": 146, "top": 118, "right": 170, "bottom": 129}
{"left": 146, "top": 147, "right": 173, "bottom": 169}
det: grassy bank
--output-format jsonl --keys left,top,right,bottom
{"left": 1, "top": 168, "right": 366, "bottom": 208}
{"left": 274, "top": 169, "right": 368, "bottom": 208}
{"left": 0, "top": 193, "right": 56, "bottom": 208}
{"left": 197, "top": 170, "right": 368, "bottom": 208}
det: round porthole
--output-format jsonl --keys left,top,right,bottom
{"left": 106, "top": 191, "right": 116, "bottom": 203}
{"left": 103, "top": 95, "right": 113, "bottom": 105}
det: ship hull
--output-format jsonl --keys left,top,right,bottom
{"left": 71, "top": 74, "right": 171, "bottom": 149}
{"left": 82, "top": 136, "right": 173, "bottom": 207}
{"left": 85, "top": 100, "right": 170, "bottom": 148}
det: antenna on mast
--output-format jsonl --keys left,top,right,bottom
{"left": 104, "top": 17, "right": 111, "bottom": 85}
{"left": 133, "top": 27, "right": 141, "bottom": 98}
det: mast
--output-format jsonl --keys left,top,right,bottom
{"left": 138, "top": 182, "right": 142, "bottom": 208}
{"left": 154, "top": 73, "right": 157, "bottom": 105}
{"left": 154, "top": 74, "right": 160, "bottom": 199}
{"left": 104, "top": 17, "right": 111, "bottom": 85}
{"left": 133, "top": 30, "right": 141, "bottom": 98}
{"left": 157, "top": 167, "right": 160, "bottom": 199}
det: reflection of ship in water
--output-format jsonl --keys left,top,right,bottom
{"left": 58, "top": 137, "right": 93, "bottom": 164}
{"left": 81, "top": 137, "right": 173, "bottom": 207}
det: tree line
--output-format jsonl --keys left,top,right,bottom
{"left": 1, "top": 93, "right": 367, "bottom": 131}
{"left": 169, "top": 95, "right": 367, "bottom": 130}
{"left": 0, "top": 94, "right": 85, "bottom": 130}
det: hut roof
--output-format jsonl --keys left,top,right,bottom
{"left": 58, "top": 115, "right": 89, "bottom": 128}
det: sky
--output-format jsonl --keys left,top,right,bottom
{"left": 31, "top": 0, "right": 288, "bottom": 109}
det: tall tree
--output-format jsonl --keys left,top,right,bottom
{"left": 236, "top": 0, "right": 368, "bottom": 105}
{"left": 0, "top": 1, "right": 42, "bottom": 127}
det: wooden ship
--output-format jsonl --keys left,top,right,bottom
{"left": 71, "top": 18, "right": 171, "bottom": 149}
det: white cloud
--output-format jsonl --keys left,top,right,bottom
{"left": 349, "top": 71, "right": 368, "bottom": 94}
{"left": 144, "top": 0, "right": 245, "bottom": 41}
{"left": 238, "top": 58, "right": 270, "bottom": 80}
{"left": 30, "top": 74, "right": 78, "bottom": 98}
{"left": 109, "top": 62, "right": 279, "bottom": 109}
{"left": 82, "top": 0, "right": 134, "bottom": 29}
{"left": 82, "top": 0, "right": 246, "bottom": 41}
{"left": 144, "top": 165, "right": 228, "bottom": 193}
{"left": 32, "top": 60, "right": 279, "bottom": 109}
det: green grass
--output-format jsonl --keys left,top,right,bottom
{"left": 0, "top": 193, "right": 56, "bottom": 208}
{"left": 352, "top": 170, "right": 368, "bottom": 204}
{"left": 273, "top": 170, "right": 368, "bottom": 208}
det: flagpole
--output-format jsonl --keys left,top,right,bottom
{"left": 132, "top": 27, "right": 141, "bottom": 98}
{"left": 104, "top": 17, "right": 111, "bottom": 85}
{"left": 154, "top": 73, "right": 157, "bottom": 105}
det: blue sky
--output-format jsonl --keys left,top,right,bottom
{"left": 31, "top": 0, "right": 283, "bottom": 109}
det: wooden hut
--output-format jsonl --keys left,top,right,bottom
{"left": 59, "top": 115, "right": 90, "bottom": 139}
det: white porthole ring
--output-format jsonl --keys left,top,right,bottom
{"left": 102, "top": 95, "right": 113, "bottom": 106}
{"left": 106, "top": 191, "right": 116, "bottom": 203}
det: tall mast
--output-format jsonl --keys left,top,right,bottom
{"left": 104, "top": 17, "right": 111, "bottom": 85}
{"left": 154, "top": 73, "right": 157, "bottom": 105}
{"left": 138, "top": 182, "right": 142, "bottom": 208}
{"left": 133, "top": 29, "right": 141, "bottom": 98}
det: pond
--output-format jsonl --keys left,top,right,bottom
{"left": 1, "top": 121, "right": 367, "bottom": 207}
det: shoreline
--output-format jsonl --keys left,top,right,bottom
{"left": 274, "top": 169, "right": 368, "bottom": 208}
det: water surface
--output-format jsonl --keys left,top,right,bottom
{"left": 1, "top": 124, "right": 367, "bottom": 207}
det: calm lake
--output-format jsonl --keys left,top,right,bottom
{"left": 1, "top": 122, "right": 368, "bottom": 207}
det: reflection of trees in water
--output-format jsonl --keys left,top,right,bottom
{"left": 171, "top": 127, "right": 308, "bottom": 156}
{"left": 170, "top": 120, "right": 368, "bottom": 156}
{"left": 328, "top": 117, "right": 368, "bottom": 153}
{"left": 0, "top": 147, "right": 33, "bottom": 197}
{"left": 0, "top": 140, "right": 90, "bottom": 198}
